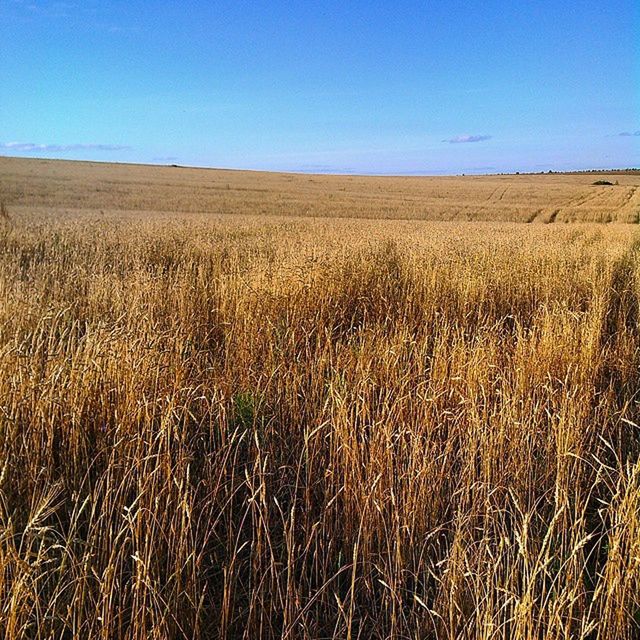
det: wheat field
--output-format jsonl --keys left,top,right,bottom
{"left": 2, "top": 157, "right": 640, "bottom": 223}
{"left": 2, "top": 158, "right": 640, "bottom": 638}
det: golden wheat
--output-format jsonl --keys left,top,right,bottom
{"left": 1, "top": 156, "right": 639, "bottom": 222}
{"left": 1, "top": 159, "right": 640, "bottom": 638}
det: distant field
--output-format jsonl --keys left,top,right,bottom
{"left": 2, "top": 158, "right": 640, "bottom": 639}
{"left": 1, "top": 156, "right": 640, "bottom": 222}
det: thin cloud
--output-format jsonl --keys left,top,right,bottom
{"left": 4, "top": 2, "right": 134, "bottom": 34}
{"left": 6, "top": 1, "right": 80, "bottom": 19}
{"left": 618, "top": 131, "right": 640, "bottom": 137}
{"left": 444, "top": 134, "right": 492, "bottom": 144}
{"left": 296, "top": 164, "right": 357, "bottom": 174}
{"left": 0, "top": 142, "right": 130, "bottom": 152}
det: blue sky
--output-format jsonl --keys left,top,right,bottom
{"left": 1, "top": 0, "right": 638, "bottom": 174}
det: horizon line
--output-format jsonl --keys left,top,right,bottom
{"left": 0, "top": 154, "right": 638, "bottom": 178}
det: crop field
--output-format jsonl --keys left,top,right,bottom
{"left": 2, "top": 156, "right": 640, "bottom": 223}
{"left": 2, "top": 157, "right": 640, "bottom": 639}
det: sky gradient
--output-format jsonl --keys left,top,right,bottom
{"left": 1, "top": 0, "right": 639, "bottom": 174}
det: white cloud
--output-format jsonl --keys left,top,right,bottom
{"left": 444, "top": 134, "right": 492, "bottom": 144}
{"left": 0, "top": 142, "right": 130, "bottom": 152}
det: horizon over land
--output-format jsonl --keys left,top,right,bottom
{"left": 2, "top": 154, "right": 640, "bottom": 223}
{"left": 1, "top": 153, "right": 639, "bottom": 178}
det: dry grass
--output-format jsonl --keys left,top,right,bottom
{"left": 2, "top": 159, "right": 640, "bottom": 638}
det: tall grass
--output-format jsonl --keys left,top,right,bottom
{"left": 1, "top": 212, "right": 640, "bottom": 638}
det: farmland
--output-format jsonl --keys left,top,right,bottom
{"left": 2, "top": 156, "right": 639, "bottom": 222}
{"left": 2, "top": 157, "right": 640, "bottom": 638}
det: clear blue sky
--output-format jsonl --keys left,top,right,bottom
{"left": 1, "top": 0, "right": 638, "bottom": 174}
